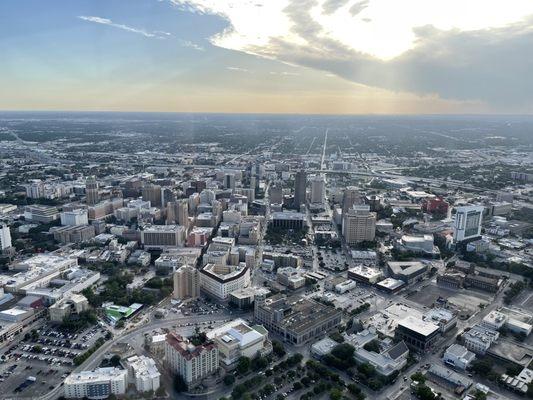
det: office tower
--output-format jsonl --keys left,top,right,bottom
{"left": 167, "top": 200, "right": 189, "bottom": 228}
{"left": 342, "top": 205, "right": 376, "bottom": 244}
{"left": 142, "top": 183, "right": 162, "bottom": 208}
{"left": 224, "top": 173, "right": 236, "bottom": 190}
{"left": 343, "top": 186, "right": 361, "bottom": 212}
{"left": 293, "top": 170, "right": 307, "bottom": 207}
{"left": 270, "top": 184, "right": 283, "bottom": 204}
{"left": 85, "top": 176, "right": 99, "bottom": 206}
{"left": 0, "top": 224, "right": 12, "bottom": 250}
{"left": 453, "top": 205, "right": 484, "bottom": 243}
{"left": 185, "top": 180, "right": 207, "bottom": 197}
{"left": 254, "top": 164, "right": 264, "bottom": 180}
{"left": 241, "top": 188, "right": 255, "bottom": 202}
{"left": 310, "top": 175, "right": 325, "bottom": 204}
{"left": 25, "top": 180, "right": 45, "bottom": 199}
{"left": 166, "top": 202, "right": 176, "bottom": 224}
{"left": 173, "top": 265, "right": 200, "bottom": 300}
{"left": 177, "top": 199, "right": 189, "bottom": 228}
{"left": 161, "top": 187, "right": 176, "bottom": 209}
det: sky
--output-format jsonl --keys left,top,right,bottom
{"left": 1, "top": 0, "right": 532, "bottom": 114}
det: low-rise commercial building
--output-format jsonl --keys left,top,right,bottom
{"left": 462, "top": 324, "right": 499, "bottom": 354}
{"left": 386, "top": 261, "right": 428, "bottom": 284}
{"left": 207, "top": 319, "right": 270, "bottom": 369}
{"left": 394, "top": 316, "right": 440, "bottom": 352}
{"left": 254, "top": 294, "right": 342, "bottom": 345}
{"left": 49, "top": 293, "right": 89, "bottom": 322}
{"left": 347, "top": 265, "right": 382, "bottom": 284}
{"left": 24, "top": 205, "right": 59, "bottom": 223}
{"left": 442, "top": 344, "right": 476, "bottom": 370}
{"left": 270, "top": 212, "right": 305, "bottom": 230}
{"left": 354, "top": 341, "right": 409, "bottom": 377}
{"left": 64, "top": 367, "right": 128, "bottom": 399}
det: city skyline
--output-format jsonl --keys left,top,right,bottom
{"left": 1, "top": 0, "right": 533, "bottom": 114}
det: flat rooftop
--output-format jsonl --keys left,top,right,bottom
{"left": 398, "top": 315, "right": 440, "bottom": 337}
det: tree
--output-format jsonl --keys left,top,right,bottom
{"left": 363, "top": 340, "right": 380, "bottom": 353}
{"left": 237, "top": 356, "right": 251, "bottom": 375}
{"left": 415, "top": 384, "right": 435, "bottom": 400}
{"left": 251, "top": 355, "right": 269, "bottom": 371}
{"left": 329, "top": 388, "right": 343, "bottom": 400}
{"left": 272, "top": 340, "right": 286, "bottom": 357}
{"left": 155, "top": 386, "right": 166, "bottom": 397}
{"left": 224, "top": 374, "right": 236, "bottom": 386}
{"left": 109, "top": 354, "right": 121, "bottom": 367}
{"left": 411, "top": 372, "right": 426, "bottom": 384}
{"left": 471, "top": 359, "right": 493, "bottom": 375}
{"left": 473, "top": 390, "right": 487, "bottom": 400}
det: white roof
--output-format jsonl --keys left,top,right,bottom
{"left": 398, "top": 315, "right": 439, "bottom": 337}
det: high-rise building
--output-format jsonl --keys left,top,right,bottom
{"left": 173, "top": 265, "right": 200, "bottom": 301}
{"left": 25, "top": 180, "right": 45, "bottom": 199}
{"left": 293, "top": 170, "right": 307, "bottom": 207}
{"left": 0, "top": 224, "right": 12, "bottom": 250}
{"left": 224, "top": 173, "right": 236, "bottom": 190}
{"left": 269, "top": 184, "right": 283, "bottom": 204}
{"left": 142, "top": 183, "right": 162, "bottom": 208}
{"left": 343, "top": 186, "right": 361, "bottom": 212}
{"left": 161, "top": 187, "right": 176, "bottom": 208}
{"left": 453, "top": 205, "right": 484, "bottom": 243}
{"left": 342, "top": 205, "right": 376, "bottom": 244}
{"left": 166, "top": 200, "right": 189, "bottom": 228}
{"left": 85, "top": 176, "right": 99, "bottom": 206}
{"left": 310, "top": 175, "right": 325, "bottom": 204}
{"left": 164, "top": 333, "right": 219, "bottom": 388}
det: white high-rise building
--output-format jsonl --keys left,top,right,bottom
{"left": 453, "top": 205, "right": 484, "bottom": 243}
{"left": 60, "top": 209, "right": 89, "bottom": 226}
{"left": 0, "top": 224, "right": 12, "bottom": 250}
{"left": 25, "top": 180, "right": 45, "bottom": 199}
{"left": 64, "top": 367, "right": 128, "bottom": 399}
{"left": 342, "top": 205, "right": 376, "bottom": 244}
{"left": 310, "top": 175, "right": 326, "bottom": 204}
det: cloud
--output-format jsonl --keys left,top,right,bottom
{"left": 178, "top": 39, "right": 205, "bottom": 51}
{"left": 349, "top": 0, "right": 369, "bottom": 16}
{"left": 78, "top": 16, "right": 164, "bottom": 38}
{"left": 227, "top": 66, "right": 250, "bottom": 72}
{"left": 168, "top": 0, "right": 533, "bottom": 107}
{"left": 78, "top": 15, "right": 205, "bottom": 50}
{"left": 322, "top": 0, "right": 350, "bottom": 15}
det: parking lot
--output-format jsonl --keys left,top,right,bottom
{"left": 0, "top": 323, "right": 109, "bottom": 397}
{"left": 406, "top": 282, "right": 493, "bottom": 314}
